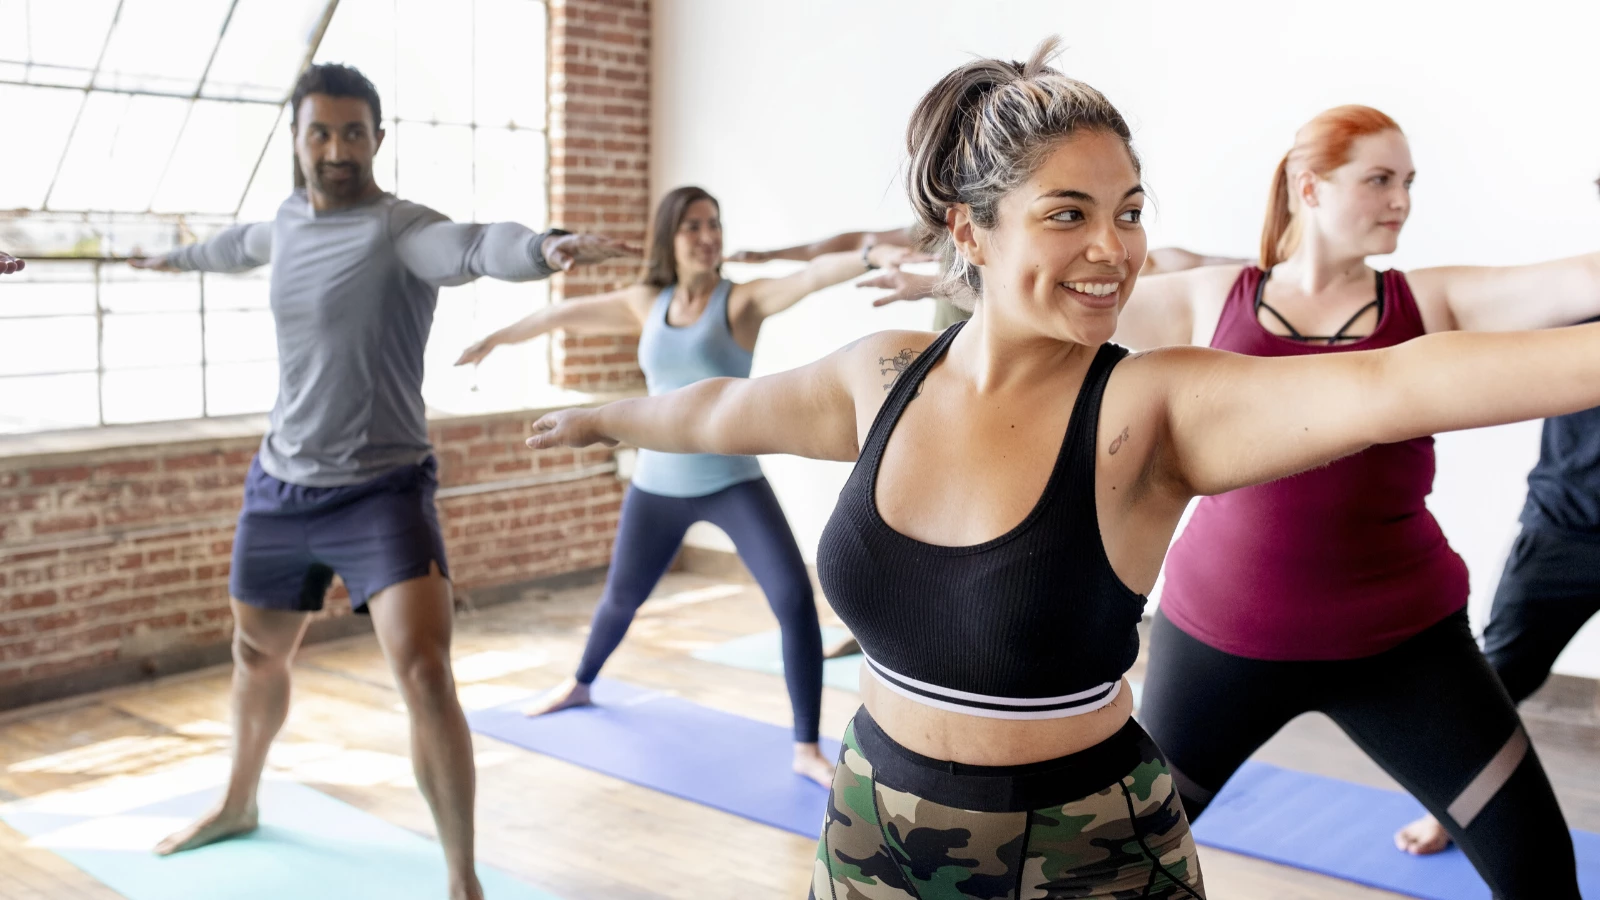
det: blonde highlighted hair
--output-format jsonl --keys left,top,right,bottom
{"left": 905, "top": 36, "right": 1138, "bottom": 309}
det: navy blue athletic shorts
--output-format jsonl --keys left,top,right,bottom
{"left": 229, "top": 456, "right": 449, "bottom": 613}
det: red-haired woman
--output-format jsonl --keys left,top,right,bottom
{"left": 1120, "top": 106, "right": 1600, "bottom": 895}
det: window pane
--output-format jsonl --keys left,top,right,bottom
{"left": 50, "top": 93, "right": 190, "bottom": 212}
{"left": 202, "top": 0, "right": 328, "bottom": 102}
{"left": 204, "top": 310, "right": 277, "bottom": 363}
{"left": 102, "top": 366, "right": 204, "bottom": 424}
{"left": 95, "top": 0, "right": 233, "bottom": 96}
{"left": 206, "top": 360, "right": 278, "bottom": 416}
{"left": 473, "top": 127, "right": 545, "bottom": 224}
{"left": 474, "top": 0, "right": 546, "bottom": 129}
{"left": 152, "top": 101, "right": 283, "bottom": 214}
{"left": 0, "top": 317, "right": 98, "bottom": 376}
{"left": 0, "top": 262, "right": 96, "bottom": 317}
{"left": 396, "top": 0, "right": 473, "bottom": 124}
{"left": 101, "top": 268, "right": 200, "bottom": 313}
{"left": 2, "top": 0, "right": 119, "bottom": 73}
{"left": 103, "top": 313, "right": 203, "bottom": 368}
{"left": 0, "top": 373, "right": 99, "bottom": 433}
{"left": 204, "top": 271, "right": 272, "bottom": 311}
{"left": 315, "top": 0, "right": 397, "bottom": 114}
{"left": 237, "top": 107, "right": 299, "bottom": 221}
{"left": 0, "top": 85, "right": 83, "bottom": 209}
{"left": 422, "top": 281, "right": 548, "bottom": 414}
{"left": 396, "top": 122, "right": 473, "bottom": 222}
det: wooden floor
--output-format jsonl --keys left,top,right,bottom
{"left": 1, "top": 571, "right": 1597, "bottom": 899}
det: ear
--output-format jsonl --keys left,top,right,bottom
{"left": 947, "top": 204, "right": 986, "bottom": 267}
{"left": 1293, "top": 168, "right": 1320, "bottom": 209}
{"left": 373, "top": 127, "right": 387, "bottom": 152}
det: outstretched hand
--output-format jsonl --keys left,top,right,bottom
{"left": 867, "top": 245, "right": 935, "bottom": 270}
{"left": 541, "top": 233, "right": 641, "bottom": 272}
{"left": 455, "top": 338, "right": 497, "bottom": 367}
{"left": 526, "top": 407, "right": 617, "bottom": 450}
{"left": 0, "top": 251, "right": 23, "bottom": 275}
{"left": 128, "top": 256, "right": 180, "bottom": 273}
{"left": 860, "top": 269, "right": 938, "bottom": 307}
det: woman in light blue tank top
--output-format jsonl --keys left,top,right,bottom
{"left": 458, "top": 186, "right": 915, "bottom": 785}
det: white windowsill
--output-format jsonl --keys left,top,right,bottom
{"left": 0, "top": 386, "right": 643, "bottom": 463}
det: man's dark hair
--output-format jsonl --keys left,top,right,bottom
{"left": 290, "top": 63, "right": 382, "bottom": 128}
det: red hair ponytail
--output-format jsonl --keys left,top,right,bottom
{"left": 1260, "top": 105, "right": 1402, "bottom": 268}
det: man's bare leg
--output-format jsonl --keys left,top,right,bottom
{"left": 157, "top": 601, "right": 310, "bottom": 854}
{"left": 368, "top": 563, "right": 481, "bottom": 900}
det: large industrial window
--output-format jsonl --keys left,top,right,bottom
{"left": 0, "top": 0, "right": 551, "bottom": 435}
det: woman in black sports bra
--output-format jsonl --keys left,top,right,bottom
{"left": 526, "top": 39, "right": 1600, "bottom": 900}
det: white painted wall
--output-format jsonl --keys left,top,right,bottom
{"left": 650, "top": 0, "right": 1600, "bottom": 676}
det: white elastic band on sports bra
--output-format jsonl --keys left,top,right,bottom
{"left": 862, "top": 653, "right": 1123, "bottom": 721}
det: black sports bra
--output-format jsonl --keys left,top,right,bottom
{"left": 816, "top": 323, "right": 1146, "bottom": 719}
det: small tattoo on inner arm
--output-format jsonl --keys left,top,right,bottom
{"left": 1109, "top": 426, "right": 1130, "bottom": 455}
{"left": 880, "top": 349, "right": 922, "bottom": 392}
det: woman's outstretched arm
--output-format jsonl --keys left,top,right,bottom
{"left": 1152, "top": 321, "right": 1600, "bottom": 498}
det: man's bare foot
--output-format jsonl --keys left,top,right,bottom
{"left": 794, "top": 742, "right": 836, "bottom": 788}
{"left": 154, "top": 802, "right": 259, "bottom": 855}
{"left": 823, "top": 634, "right": 860, "bottom": 659}
{"left": 521, "top": 677, "right": 592, "bottom": 716}
{"left": 449, "top": 872, "right": 484, "bottom": 900}
{"left": 1395, "top": 814, "right": 1452, "bottom": 855}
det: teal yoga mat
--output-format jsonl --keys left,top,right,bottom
{"left": 693, "top": 626, "right": 863, "bottom": 692}
{"left": 0, "top": 775, "right": 559, "bottom": 900}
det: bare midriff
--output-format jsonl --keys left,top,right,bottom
{"left": 860, "top": 668, "right": 1136, "bottom": 766}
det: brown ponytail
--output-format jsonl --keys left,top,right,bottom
{"left": 905, "top": 36, "right": 1138, "bottom": 309}
{"left": 1261, "top": 105, "right": 1403, "bottom": 269}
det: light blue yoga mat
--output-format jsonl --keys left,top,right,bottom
{"left": 1193, "top": 760, "right": 1600, "bottom": 899}
{"left": 692, "top": 626, "right": 862, "bottom": 692}
{"left": 0, "top": 776, "right": 558, "bottom": 900}
{"left": 468, "top": 679, "right": 840, "bottom": 838}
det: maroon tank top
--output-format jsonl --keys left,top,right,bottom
{"left": 1159, "top": 267, "right": 1469, "bottom": 660}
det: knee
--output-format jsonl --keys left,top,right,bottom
{"left": 768, "top": 580, "right": 816, "bottom": 618}
{"left": 232, "top": 632, "right": 291, "bottom": 678}
{"left": 391, "top": 644, "right": 456, "bottom": 703}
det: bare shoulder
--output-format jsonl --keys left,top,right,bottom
{"left": 620, "top": 281, "right": 661, "bottom": 312}
{"left": 1115, "top": 344, "right": 1232, "bottom": 394}
{"left": 837, "top": 328, "right": 942, "bottom": 386}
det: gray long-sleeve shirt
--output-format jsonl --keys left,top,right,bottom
{"left": 169, "top": 189, "right": 559, "bottom": 486}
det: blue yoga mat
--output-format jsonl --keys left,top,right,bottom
{"left": 1193, "top": 760, "right": 1600, "bottom": 899}
{"left": 0, "top": 775, "right": 558, "bottom": 900}
{"left": 468, "top": 679, "right": 840, "bottom": 838}
{"left": 692, "top": 627, "right": 862, "bottom": 692}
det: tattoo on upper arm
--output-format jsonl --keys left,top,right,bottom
{"left": 879, "top": 349, "right": 923, "bottom": 392}
{"left": 1109, "top": 426, "right": 1130, "bottom": 455}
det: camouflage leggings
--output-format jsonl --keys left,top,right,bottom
{"left": 811, "top": 715, "right": 1204, "bottom": 900}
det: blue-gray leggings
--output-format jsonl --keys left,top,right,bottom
{"left": 575, "top": 478, "right": 823, "bottom": 743}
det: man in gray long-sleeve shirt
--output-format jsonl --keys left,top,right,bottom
{"left": 130, "top": 64, "right": 634, "bottom": 900}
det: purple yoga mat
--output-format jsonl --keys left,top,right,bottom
{"left": 467, "top": 679, "right": 840, "bottom": 838}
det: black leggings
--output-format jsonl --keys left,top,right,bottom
{"left": 574, "top": 478, "right": 823, "bottom": 743}
{"left": 1140, "top": 608, "right": 1577, "bottom": 899}
{"left": 1482, "top": 525, "right": 1600, "bottom": 704}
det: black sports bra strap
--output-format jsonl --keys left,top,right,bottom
{"left": 863, "top": 321, "right": 965, "bottom": 455}
{"left": 1066, "top": 342, "right": 1131, "bottom": 492}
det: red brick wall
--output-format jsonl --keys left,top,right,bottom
{"left": 547, "top": 0, "right": 650, "bottom": 391}
{"left": 0, "top": 411, "right": 622, "bottom": 704}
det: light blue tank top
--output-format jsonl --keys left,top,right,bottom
{"left": 631, "top": 279, "right": 765, "bottom": 497}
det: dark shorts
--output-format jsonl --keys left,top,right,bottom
{"left": 229, "top": 456, "right": 449, "bottom": 613}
